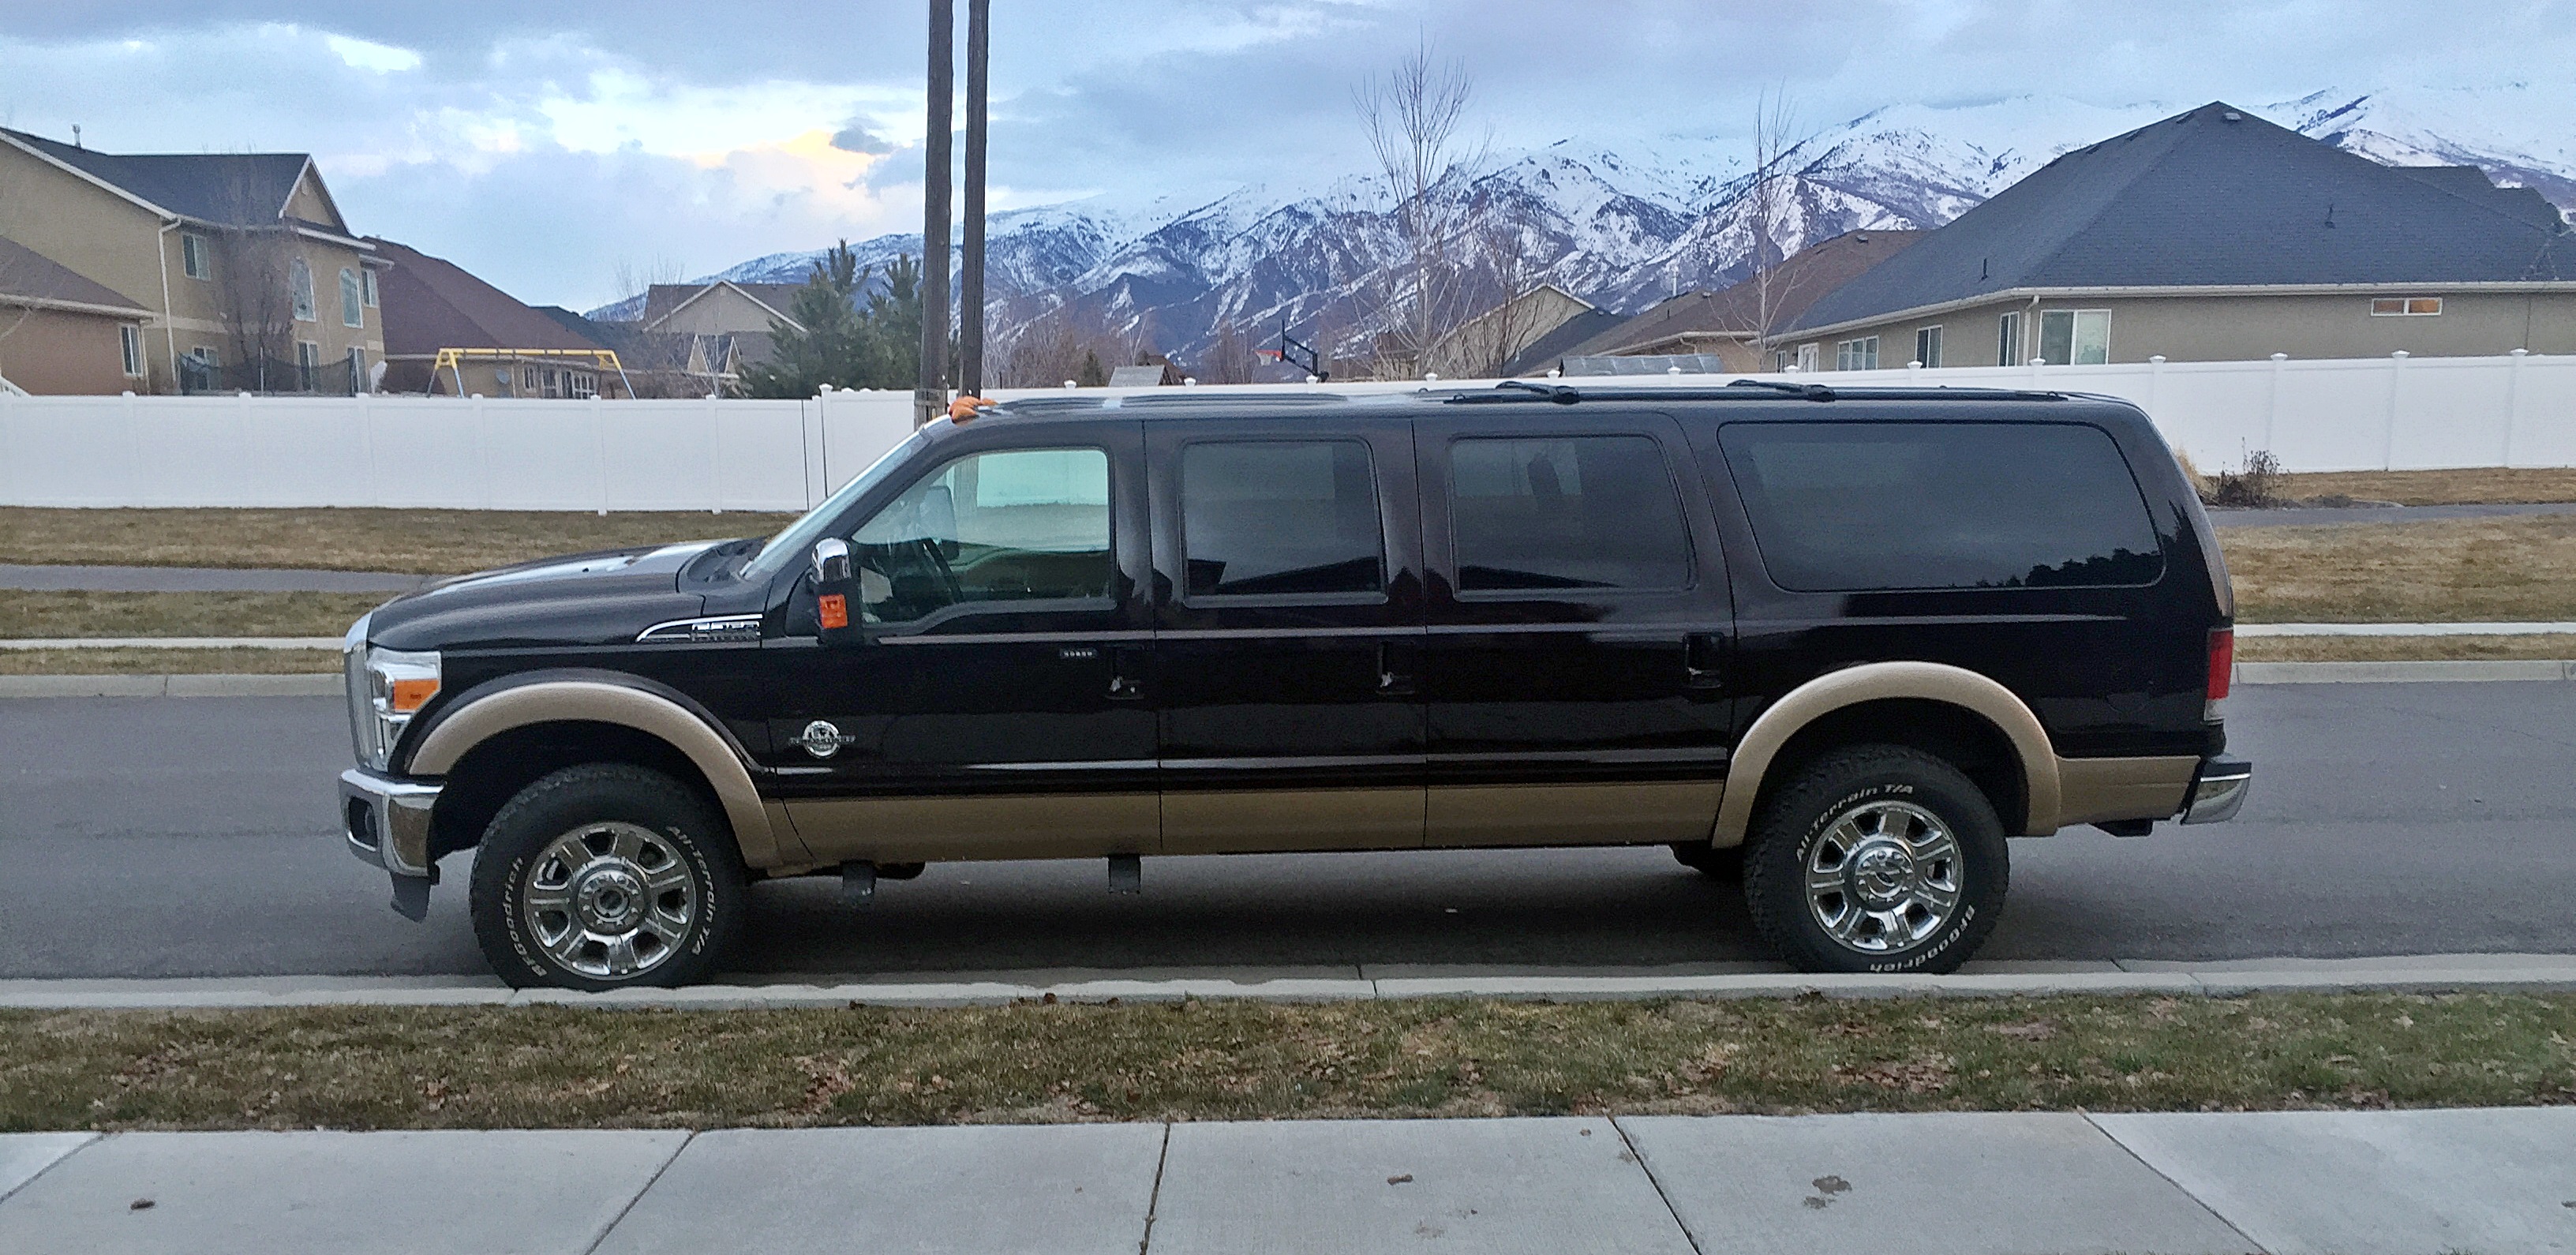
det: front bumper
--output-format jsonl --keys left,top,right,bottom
{"left": 340, "top": 766, "right": 442, "bottom": 920}
{"left": 2180, "top": 755, "right": 2253, "bottom": 824}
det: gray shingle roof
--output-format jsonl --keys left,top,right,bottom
{"left": 0, "top": 237, "right": 148, "bottom": 313}
{"left": 1791, "top": 103, "right": 2570, "bottom": 335}
{"left": 2, "top": 129, "right": 318, "bottom": 229}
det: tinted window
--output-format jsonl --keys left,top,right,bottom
{"left": 1718, "top": 421, "right": 2162, "bottom": 592}
{"left": 1449, "top": 436, "right": 1691, "bottom": 591}
{"left": 1180, "top": 440, "right": 1383, "bottom": 597}
{"left": 849, "top": 447, "right": 1111, "bottom": 622}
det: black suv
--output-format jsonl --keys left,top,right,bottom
{"left": 340, "top": 381, "right": 2252, "bottom": 989}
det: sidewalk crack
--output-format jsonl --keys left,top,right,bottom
{"left": 1136, "top": 1122, "right": 1173, "bottom": 1253}
{"left": 0, "top": 1131, "right": 103, "bottom": 1208}
{"left": 1608, "top": 1116, "right": 1704, "bottom": 1255}
{"left": 582, "top": 1130, "right": 694, "bottom": 1255}
{"left": 2081, "top": 1112, "right": 2270, "bottom": 1254}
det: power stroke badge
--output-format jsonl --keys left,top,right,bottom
{"left": 797, "top": 720, "right": 859, "bottom": 759}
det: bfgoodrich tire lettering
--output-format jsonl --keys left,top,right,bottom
{"left": 1740, "top": 746, "right": 2008, "bottom": 975}
{"left": 470, "top": 764, "right": 747, "bottom": 991}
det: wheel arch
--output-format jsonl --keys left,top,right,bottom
{"left": 403, "top": 673, "right": 793, "bottom": 868}
{"left": 1716, "top": 661, "right": 2061, "bottom": 845}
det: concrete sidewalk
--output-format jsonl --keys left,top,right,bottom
{"left": 2, "top": 1108, "right": 2570, "bottom": 1253}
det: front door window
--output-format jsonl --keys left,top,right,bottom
{"left": 850, "top": 447, "right": 1113, "bottom": 625}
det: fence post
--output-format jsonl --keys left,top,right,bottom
{"left": 2383, "top": 350, "right": 2408, "bottom": 470}
{"left": 592, "top": 398, "right": 612, "bottom": 514}
{"left": 2503, "top": 348, "right": 2529, "bottom": 466}
{"left": 2265, "top": 353, "right": 2286, "bottom": 454}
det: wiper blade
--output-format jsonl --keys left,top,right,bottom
{"left": 1725, "top": 378, "right": 1837, "bottom": 402}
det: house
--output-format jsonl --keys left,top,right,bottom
{"left": 0, "top": 236, "right": 155, "bottom": 394}
{"left": 1783, "top": 103, "right": 2575, "bottom": 370}
{"left": 0, "top": 128, "right": 386, "bottom": 393}
{"left": 639, "top": 280, "right": 806, "bottom": 376}
{"left": 1547, "top": 230, "right": 1922, "bottom": 374}
{"left": 368, "top": 238, "right": 619, "bottom": 398}
{"left": 1419, "top": 283, "right": 1615, "bottom": 378}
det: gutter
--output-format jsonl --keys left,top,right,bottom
{"left": 1787, "top": 279, "right": 2576, "bottom": 343}
{"left": 0, "top": 292, "right": 155, "bottom": 319}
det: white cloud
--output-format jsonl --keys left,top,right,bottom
{"left": 323, "top": 32, "right": 421, "bottom": 73}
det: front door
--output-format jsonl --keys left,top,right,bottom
{"left": 761, "top": 420, "right": 1159, "bottom": 864}
{"left": 1148, "top": 415, "right": 1428, "bottom": 852}
{"left": 1413, "top": 411, "right": 1735, "bottom": 846}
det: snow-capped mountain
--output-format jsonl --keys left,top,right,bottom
{"left": 591, "top": 90, "right": 2575, "bottom": 377}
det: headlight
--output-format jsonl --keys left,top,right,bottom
{"left": 346, "top": 633, "right": 440, "bottom": 773}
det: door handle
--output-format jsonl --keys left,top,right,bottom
{"left": 1376, "top": 642, "right": 1417, "bottom": 696}
{"left": 1108, "top": 646, "right": 1147, "bottom": 701}
{"left": 1685, "top": 632, "right": 1726, "bottom": 690}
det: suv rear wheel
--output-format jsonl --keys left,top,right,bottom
{"left": 1740, "top": 746, "right": 2008, "bottom": 974}
{"left": 470, "top": 764, "right": 746, "bottom": 991}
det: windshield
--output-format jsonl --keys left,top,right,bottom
{"left": 741, "top": 429, "right": 933, "bottom": 582}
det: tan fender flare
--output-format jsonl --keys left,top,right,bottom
{"left": 1713, "top": 661, "right": 2061, "bottom": 846}
{"left": 406, "top": 680, "right": 791, "bottom": 868}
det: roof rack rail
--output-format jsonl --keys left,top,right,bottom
{"left": 1720, "top": 377, "right": 1837, "bottom": 402}
{"left": 1444, "top": 379, "right": 2069, "bottom": 406}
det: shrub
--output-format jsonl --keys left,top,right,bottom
{"left": 2211, "top": 449, "right": 2284, "bottom": 508}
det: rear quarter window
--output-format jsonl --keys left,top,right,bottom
{"left": 1717, "top": 421, "right": 2162, "bottom": 593}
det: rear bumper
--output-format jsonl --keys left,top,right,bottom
{"left": 341, "top": 767, "right": 441, "bottom": 918}
{"left": 2180, "top": 755, "right": 2253, "bottom": 824}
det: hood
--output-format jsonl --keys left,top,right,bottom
{"left": 365, "top": 541, "right": 723, "bottom": 652}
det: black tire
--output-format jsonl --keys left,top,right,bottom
{"left": 469, "top": 764, "right": 747, "bottom": 991}
{"left": 1670, "top": 841, "right": 1744, "bottom": 879}
{"left": 1740, "top": 745, "right": 2008, "bottom": 975}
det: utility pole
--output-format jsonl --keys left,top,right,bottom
{"left": 959, "top": 0, "right": 990, "bottom": 396}
{"left": 917, "top": 0, "right": 954, "bottom": 426}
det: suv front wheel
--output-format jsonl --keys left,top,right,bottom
{"left": 1741, "top": 746, "right": 2008, "bottom": 975}
{"left": 470, "top": 764, "right": 747, "bottom": 991}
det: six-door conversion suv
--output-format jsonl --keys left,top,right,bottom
{"left": 340, "top": 380, "right": 2251, "bottom": 989}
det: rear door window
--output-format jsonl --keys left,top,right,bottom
{"left": 1717, "top": 421, "right": 2162, "bottom": 592}
{"left": 1447, "top": 435, "right": 1692, "bottom": 591}
{"left": 1179, "top": 439, "right": 1384, "bottom": 598}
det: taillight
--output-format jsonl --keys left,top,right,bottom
{"left": 2205, "top": 628, "right": 2233, "bottom": 718}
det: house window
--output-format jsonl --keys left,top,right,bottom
{"left": 1915, "top": 326, "right": 1943, "bottom": 369}
{"left": 340, "top": 268, "right": 364, "bottom": 328}
{"left": 1795, "top": 343, "right": 1820, "bottom": 373}
{"left": 119, "top": 325, "right": 144, "bottom": 377}
{"left": 189, "top": 346, "right": 220, "bottom": 368}
{"left": 181, "top": 233, "right": 212, "bottom": 280}
{"left": 294, "top": 340, "right": 320, "bottom": 390}
{"left": 1835, "top": 336, "right": 1879, "bottom": 371}
{"left": 568, "top": 372, "right": 597, "bottom": 399}
{"left": 1998, "top": 311, "right": 2024, "bottom": 365}
{"left": 2039, "top": 309, "right": 2110, "bottom": 365}
{"left": 361, "top": 268, "right": 379, "bottom": 308}
{"left": 347, "top": 347, "right": 367, "bottom": 391}
{"left": 289, "top": 257, "right": 316, "bottom": 322}
{"left": 522, "top": 366, "right": 540, "bottom": 395}
{"left": 2372, "top": 296, "right": 2443, "bottom": 317}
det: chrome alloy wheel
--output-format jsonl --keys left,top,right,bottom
{"left": 1803, "top": 800, "right": 1963, "bottom": 954}
{"left": 521, "top": 822, "right": 698, "bottom": 980}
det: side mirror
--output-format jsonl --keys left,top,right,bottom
{"left": 810, "top": 538, "right": 861, "bottom": 645}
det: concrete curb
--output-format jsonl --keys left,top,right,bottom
{"left": 0, "top": 637, "right": 343, "bottom": 650}
{"left": 2235, "top": 659, "right": 2576, "bottom": 684}
{"left": 2237, "top": 620, "right": 2576, "bottom": 636}
{"left": 0, "top": 673, "right": 339, "bottom": 698}
{"left": 3, "top": 954, "right": 2570, "bottom": 1010}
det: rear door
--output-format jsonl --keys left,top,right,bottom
{"left": 1414, "top": 410, "right": 1734, "bottom": 847}
{"left": 1148, "top": 414, "right": 1428, "bottom": 852}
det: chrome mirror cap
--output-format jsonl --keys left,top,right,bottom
{"left": 811, "top": 537, "right": 853, "bottom": 586}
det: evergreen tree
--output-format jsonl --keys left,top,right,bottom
{"left": 739, "top": 242, "right": 868, "bottom": 398}
{"left": 856, "top": 253, "right": 923, "bottom": 389}
{"left": 1076, "top": 348, "right": 1107, "bottom": 387}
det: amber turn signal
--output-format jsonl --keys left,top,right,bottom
{"left": 388, "top": 677, "right": 440, "bottom": 713}
{"left": 819, "top": 594, "right": 849, "bottom": 630}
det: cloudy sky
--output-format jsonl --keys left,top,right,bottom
{"left": 4, "top": 2, "right": 2570, "bottom": 309}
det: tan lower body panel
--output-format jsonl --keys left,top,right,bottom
{"left": 1428, "top": 781, "right": 1724, "bottom": 849}
{"left": 781, "top": 793, "right": 1158, "bottom": 864}
{"left": 1162, "top": 787, "right": 1425, "bottom": 854}
{"left": 2051, "top": 755, "right": 2199, "bottom": 829}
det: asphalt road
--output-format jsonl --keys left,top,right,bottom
{"left": 2, "top": 682, "right": 2570, "bottom": 980}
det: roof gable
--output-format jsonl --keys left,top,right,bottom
{"left": 0, "top": 129, "right": 316, "bottom": 227}
{"left": 642, "top": 280, "right": 806, "bottom": 333}
{"left": 1793, "top": 103, "right": 2570, "bottom": 332}
{"left": 368, "top": 238, "right": 604, "bottom": 356}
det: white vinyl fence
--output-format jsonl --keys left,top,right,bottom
{"left": 2, "top": 351, "right": 2570, "bottom": 510}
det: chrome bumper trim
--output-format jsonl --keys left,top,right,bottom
{"left": 2180, "top": 756, "right": 2252, "bottom": 825}
{"left": 340, "top": 766, "right": 441, "bottom": 878}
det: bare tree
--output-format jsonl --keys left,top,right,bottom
{"left": 990, "top": 295, "right": 1148, "bottom": 388}
{"left": 191, "top": 170, "right": 308, "bottom": 391}
{"left": 610, "top": 255, "right": 690, "bottom": 317}
{"left": 1740, "top": 88, "right": 1813, "bottom": 368}
{"left": 1352, "top": 38, "right": 1491, "bottom": 379}
{"left": 1421, "top": 198, "right": 1559, "bottom": 378}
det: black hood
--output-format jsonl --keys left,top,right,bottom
{"left": 365, "top": 541, "right": 724, "bottom": 652}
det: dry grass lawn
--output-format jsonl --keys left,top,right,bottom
{"left": 2279, "top": 467, "right": 2576, "bottom": 506}
{"left": 2236, "top": 634, "right": 2576, "bottom": 662}
{"left": 0, "top": 590, "right": 384, "bottom": 639}
{"left": 2222, "top": 515, "right": 2576, "bottom": 623}
{"left": 0, "top": 647, "right": 342, "bottom": 675}
{"left": 2, "top": 993, "right": 2568, "bottom": 1132}
{"left": 0, "top": 508, "right": 796, "bottom": 575}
